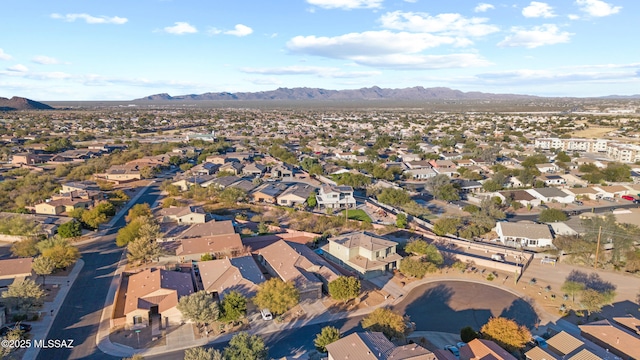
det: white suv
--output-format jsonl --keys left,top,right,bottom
{"left": 260, "top": 309, "right": 273, "bottom": 320}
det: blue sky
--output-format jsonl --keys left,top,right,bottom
{"left": 1, "top": 0, "right": 637, "bottom": 100}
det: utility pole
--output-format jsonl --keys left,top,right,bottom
{"left": 593, "top": 226, "right": 602, "bottom": 269}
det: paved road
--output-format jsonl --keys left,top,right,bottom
{"left": 145, "top": 316, "right": 366, "bottom": 360}
{"left": 37, "top": 184, "right": 163, "bottom": 360}
{"left": 507, "top": 202, "right": 638, "bottom": 222}
{"left": 393, "top": 281, "right": 539, "bottom": 333}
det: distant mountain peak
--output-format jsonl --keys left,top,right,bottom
{"left": 134, "top": 86, "right": 539, "bottom": 102}
{"left": 0, "top": 96, "right": 54, "bottom": 111}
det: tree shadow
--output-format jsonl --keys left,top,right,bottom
{"left": 499, "top": 297, "right": 539, "bottom": 328}
{"left": 566, "top": 270, "right": 616, "bottom": 293}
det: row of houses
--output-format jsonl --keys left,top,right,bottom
{"left": 494, "top": 184, "right": 639, "bottom": 208}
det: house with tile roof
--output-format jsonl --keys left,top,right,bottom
{"left": 197, "top": 256, "right": 265, "bottom": 301}
{"left": 579, "top": 319, "right": 640, "bottom": 360}
{"left": 459, "top": 338, "right": 516, "bottom": 360}
{"left": 324, "top": 231, "right": 402, "bottom": 279}
{"left": 158, "top": 206, "right": 207, "bottom": 224}
{"left": 0, "top": 257, "right": 33, "bottom": 288}
{"left": 257, "top": 240, "right": 341, "bottom": 301}
{"left": 172, "top": 220, "right": 244, "bottom": 261}
{"left": 123, "top": 268, "right": 194, "bottom": 330}
{"left": 325, "top": 332, "right": 435, "bottom": 360}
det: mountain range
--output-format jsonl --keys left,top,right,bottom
{"left": 0, "top": 97, "right": 54, "bottom": 111}
{"left": 134, "top": 86, "right": 543, "bottom": 101}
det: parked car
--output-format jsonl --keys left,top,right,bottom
{"left": 532, "top": 335, "right": 548, "bottom": 349}
{"left": 603, "top": 197, "right": 615, "bottom": 202}
{"left": 0, "top": 323, "right": 31, "bottom": 336}
{"left": 572, "top": 200, "right": 583, "bottom": 206}
{"left": 491, "top": 254, "right": 505, "bottom": 262}
{"left": 260, "top": 308, "right": 273, "bottom": 321}
{"left": 444, "top": 345, "right": 460, "bottom": 358}
{"left": 538, "top": 204, "right": 548, "bottom": 209}
{"left": 621, "top": 195, "right": 636, "bottom": 201}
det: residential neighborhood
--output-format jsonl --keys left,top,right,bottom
{"left": 0, "top": 101, "right": 638, "bottom": 360}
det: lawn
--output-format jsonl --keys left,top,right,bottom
{"left": 340, "top": 209, "right": 372, "bottom": 223}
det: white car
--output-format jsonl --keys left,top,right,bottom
{"left": 260, "top": 309, "right": 273, "bottom": 320}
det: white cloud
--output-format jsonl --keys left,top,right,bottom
{"left": 288, "top": 31, "right": 464, "bottom": 58}
{"left": 50, "top": 13, "right": 128, "bottom": 24}
{"left": 306, "top": 0, "right": 383, "bottom": 10}
{"left": 568, "top": 14, "right": 581, "bottom": 20}
{"left": 32, "top": 56, "right": 61, "bottom": 65}
{"left": 498, "top": 24, "right": 573, "bottom": 48}
{"left": 240, "top": 65, "right": 380, "bottom": 78}
{"left": 474, "top": 3, "right": 495, "bottom": 12}
{"left": 7, "top": 64, "right": 29, "bottom": 72}
{"left": 0, "top": 49, "right": 12, "bottom": 61}
{"left": 224, "top": 24, "right": 253, "bottom": 37}
{"left": 575, "top": 0, "right": 621, "bottom": 17}
{"left": 164, "top": 22, "right": 198, "bottom": 35}
{"left": 404, "top": 0, "right": 418, "bottom": 3}
{"left": 352, "top": 53, "right": 491, "bottom": 69}
{"left": 379, "top": 11, "right": 499, "bottom": 37}
{"left": 522, "top": 2, "right": 556, "bottom": 18}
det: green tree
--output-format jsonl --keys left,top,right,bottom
{"left": 480, "top": 317, "right": 531, "bottom": 352}
{"left": 177, "top": 291, "right": 220, "bottom": 326}
{"left": 253, "top": 278, "right": 299, "bottom": 316}
{"left": 399, "top": 257, "right": 435, "bottom": 278}
{"left": 561, "top": 280, "right": 586, "bottom": 303}
{"left": 37, "top": 237, "right": 80, "bottom": 269}
{"left": 32, "top": 256, "right": 56, "bottom": 286}
{"left": 220, "top": 291, "right": 248, "bottom": 323}
{"left": 126, "top": 222, "right": 163, "bottom": 265}
{"left": 539, "top": 208, "right": 568, "bottom": 223}
{"left": 307, "top": 193, "right": 317, "bottom": 208}
{"left": 314, "top": 326, "right": 341, "bottom": 353}
{"left": 81, "top": 207, "right": 108, "bottom": 230}
{"left": 1, "top": 278, "right": 45, "bottom": 315}
{"left": 432, "top": 216, "right": 462, "bottom": 236}
{"left": 395, "top": 213, "right": 407, "bottom": 228}
{"left": 218, "top": 187, "right": 248, "bottom": 204}
{"left": 0, "top": 327, "right": 25, "bottom": 358}
{"left": 580, "top": 289, "right": 615, "bottom": 317}
{"left": 377, "top": 188, "right": 412, "bottom": 207}
{"left": 482, "top": 180, "right": 503, "bottom": 192}
{"left": 556, "top": 151, "right": 571, "bottom": 162}
{"left": 116, "top": 217, "right": 146, "bottom": 247}
{"left": 405, "top": 239, "right": 443, "bottom": 265}
{"left": 405, "top": 239, "right": 430, "bottom": 255}
{"left": 224, "top": 332, "right": 268, "bottom": 360}
{"left": 257, "top": 222, "right": 269, "bottom": 234}
{"left": 361, "top": 308, "right": 409, "bottom": 340}
{"left": 460, "top": 326, "right": 479, "bottom": 343}
{"left": 184, "top": 347, "right": 223, "bottom": 360}
{"left": 125, "top": 203, "right": 152, "bottom": 223}
{"left": 57, "top": 220, "right": 82, "bottom": 238}
{"left": 328, "top": 276, "right": 361, "bottom": 303}
{"left": 10, "top": 237, "right": 40, "bottom": 258}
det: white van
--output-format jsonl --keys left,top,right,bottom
{"left": 491, "top": 254, "right": 505, "bottom": 262}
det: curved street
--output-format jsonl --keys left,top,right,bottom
{"left": 37, "top": 184, "right": 163, "bottom": 360}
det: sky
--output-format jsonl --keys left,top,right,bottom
{"left": 1, "top": 0, "right": 638, "bottom": 100}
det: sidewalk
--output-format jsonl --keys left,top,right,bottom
{"left": 23, "top": 259, "right": 85, "bottom": 360}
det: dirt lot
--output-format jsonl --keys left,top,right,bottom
{"left": 571, "top": 127, "right": 617, "bottom": 139}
